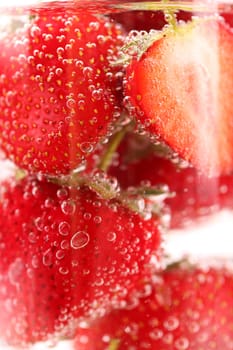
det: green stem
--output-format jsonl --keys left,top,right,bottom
{"left": 127, "top": 186, "right": 172, "bottom": 197}
{"left": 98, "top": 126, "right": 129, "bottom": 173}
{"left": 107, "top": 339, "right": 120, "bottom": 350}
{"left": 116, "top": 2, "right": 211, "bottom": 13}
{"left": 162, "top": 0, "right": 178, "bottom": 28}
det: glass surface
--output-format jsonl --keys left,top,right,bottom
{"left": 0, "top": 1, "right": 233, "bottom": 349}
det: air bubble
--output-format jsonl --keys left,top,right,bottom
{"left": 28, "top": 231, "right": 38, "bottom": 244}
{"left": 56, "top": 250, "right": 65, "bottom": 260}
{"left": 89, "top": 21, "right": 100, "bottom": 31}
{"left": 174, "top": 337, "right": 189, "bottom": 350}
{"left": 164, "top": 316, "right": 179, "bottom": 331}
{"left": 18, "top": 54, "right": 27, "bottom": 64}
{"left": 107, "top": 232, "right": 117, "bottom": 242}
{"left": 97, "top": 34, "right": 105, "bottom": 44}
{"left": 66, "top": 98, "right": 76, "bottom": 109}
{"left": 149, "top": 329, "right": 163, "bottom": 340}
{"left": 30, "top": 25, "right": 41, "bottom": 37}
{"left": 144, "top": 230, "right": 152, "bottom": 240}
{"left": 57, "top": 47, "right": 65, "bottom": 56}
{"left": 83, "top": 212, "right": 92, "bottom": 220}
{"left": 57, "top": 188, "right": 69, "bottom": 200}
{"left": 43, "top": 33, "right": 53, "bottom": 42}
{"left": 31, "top": 255, "right": 39, "bottom": 269}
{"left": 42, "top": 248, "right": 53, "bottom": 266}
{"left": 59, "top": 267, "right": 69, "bottom": 275}
{"left": 92, "top": 89, "right": 103, "bottom": 101}
{"left": 61, "top": 240, "right": 69, "bottom": 250}
{"left": 61, "top": 200, "right": 76, "bottom": 215}
{"left": 94, "top": 216, "right": 102, "bottom": 224}
{"left": 188, "top": 321, "right": 200, "bottom": 333}
{"left": 8, "top": 258, "right": 24, "bottom": 285}
{"left": 27, "top": 268, "right": 34, "bottom": 279}
{"left": 80, "top": 142, "right": 94, "bottom": 154}
{"left": 75, "top": 60, "right": 84, "bottom": 69}
{"left": 95, "top": 278, "right": 104, "bottom": 286}
{"left": 58, "top": 221, "right": 71, "bottom": 236}
{"left": 36, "top": 63, "right": 45, "bottom": 72}
{"left": 34, "top": 217, "right": 44, "bottom": 231}
{"left": 71, "top": 231, "right": 90, "bottom": 249}
{"left": 83, "top": 66, "right": 93, "bottom": 78}
{"left": 55, "top": 68, "right": 63, "bottom": 76}
{"left": 163, "top": 333, "right": 174, "bottom": 344}
{"left": 78, "top": 100, "right": 86, "bottom": 110}
{"left": 5, "top": 91, "right": 15, "bottom": 107}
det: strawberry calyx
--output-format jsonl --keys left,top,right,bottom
{"left": 11, "top": 121, "right": 173, "bottom": 221}
{"left": 162, "top": 0, "right": 179, "bottom": 28}
{"left": 118, "top": 15, "right": 220, "bottom": 67}
{"left": 50, "top": 170, "right": 170, "bottom": 219}
{"left": 115, "top": 29, "right": 163, "bottom": 66}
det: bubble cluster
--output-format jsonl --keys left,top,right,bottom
{"left": 0, "top": 10, "right": 125, "bottom": 175}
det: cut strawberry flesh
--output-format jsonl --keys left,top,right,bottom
{"left": 126, "top": 18, "right": 233, "bottom": 176}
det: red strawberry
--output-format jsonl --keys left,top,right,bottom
{"left": 0, "top": 10, "right": 124, "bottom": 175}
{"left": 222, "top": 10, "right": 233, "bottom": 27}
{"left": 74, "top": 261, "right": 233, "bottom": 350}
{"left": 125, "top": 18, "right": 233, "bottom": 176}
{"left": 108, "top": 133, "right": 233, "bottom": 228}
{"left": 0, "top": 175, "right": 161, "bottom": 346}
{"left": 110, "top": 9, "right": 192, "bottom": 33}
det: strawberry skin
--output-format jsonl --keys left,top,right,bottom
{"left": 110, "top": 9, "right": 192, "bottom": 32}
{"left": 74, "top": 263, "right": 233, "bottom": 350}
{"left": 0, "top": 175, "right": 161, "bottom": 345}
{"left": 125, "top": 18, "right": 233, "bottom": 176}
{"left": 108, "top": 133, "right": 233, "bottom": 228}
{"left": 222, "top": 11, "right": 233, "bottom": 27}
{"left": 0, "top": 10, "right": 124, "bottom": 175}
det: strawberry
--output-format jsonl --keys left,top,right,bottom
{"left": 0, "top": 174, "right": 162, "bottom": 345}
{"left": 110, "top": 9, "right": 192, "bottom": 33}
{"left": 108, "top": 133, "right": 233, "bottom": 228}
{"left": 222, "top": 11, "right": 233, "bottom": 27}
{"left": 74, "top": 261, "right": 233, "bottom": 350}
{"left": 125, "top": 18, "right": 233, "bottom": 176}
{"left": 0, "top": 9, "right": 125, "bottom": 175}
{"left": 110, "top": 10, "right": 168, "bottom": 32}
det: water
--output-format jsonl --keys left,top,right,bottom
{"left": 0, "top": 1, "right": 233, "bottom": 349}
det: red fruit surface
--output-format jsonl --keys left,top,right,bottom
{"left": 222, "top": 10, "right": 233, "bottom": 27}
{"left": 125, "top": 18, "right": 233, "bottom": 176}
{"left": 0, "top": 10, "right": 124, "bottom": 175}
{"left": 0, "top": 176, "right": 161, "bottom": 345}
{"left": 74, "top": 263, "right": 233, "bottom": 350}
{"left": 108, "top": 133, "right": 233, "bottom": 228}
{"left": 110, "top": 9, "right": 192, "bottom": 32}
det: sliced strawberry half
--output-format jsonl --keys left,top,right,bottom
{"left": 125, "top": 18, "right": 233, "bottom": 176}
